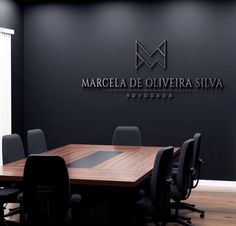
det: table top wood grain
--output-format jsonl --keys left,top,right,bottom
{"left": 0, "top": 144, "right": 179, "bottom": 187}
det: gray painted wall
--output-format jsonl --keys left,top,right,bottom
{"left": 17, "top": 1, "right": 236, "bottom": 180}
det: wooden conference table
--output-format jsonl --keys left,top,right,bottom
{"left": 0, "top": 144, "right": 179, "bottom": 188}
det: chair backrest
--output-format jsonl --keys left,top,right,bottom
{"left": 193, "top": 133, "right": 202, "bottom": 169}
{"left": 2, "top": 134, "right": 25, "bottom": 164}
{"left": 112, "top": 126, "right": 142, "bottom": 146}
{"left": 150, "top": 146, "right": 173, "bottom": 213}
{"left": 23, "top": 155, "right": 70, "bottom": 226}
{"left": 176, "top": 139, "right": 194, "bottom": 196}
{"left": 27, "top": 129, "right": 47, "bottom": 155}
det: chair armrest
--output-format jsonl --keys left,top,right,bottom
{"left": 190, "top": 167, "right": 195, "bottom": 175}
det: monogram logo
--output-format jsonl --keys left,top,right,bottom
{"left": 135, "top": 40, "right": 167, "bottom": 70}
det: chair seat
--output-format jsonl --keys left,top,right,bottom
{"left": 0, "top": 188, "right": 20, "bottom": 202}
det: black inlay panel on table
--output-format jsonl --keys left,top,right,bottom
{"left": 67, "top": 151, "right": 123, "bottom": 168}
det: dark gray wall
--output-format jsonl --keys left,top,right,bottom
{"left": 0, "top": 0, "right": 24, "bottom": 137}
{"left": 24, "top": 1, "right": 236, "bottom": 180}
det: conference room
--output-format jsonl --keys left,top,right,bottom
{"left": 0, "top": 0, "right": 235, "bottom": 225}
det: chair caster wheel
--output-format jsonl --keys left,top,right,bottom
{"left": 200, "top": 213, "right": 205, "bottom": 218}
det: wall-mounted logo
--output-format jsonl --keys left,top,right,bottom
{"left": 81, "top": 39, "right": 224, "bottom": 100}
{"left": 135, "top": 40, "right": 167, "bottom": 70}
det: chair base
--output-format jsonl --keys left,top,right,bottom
{"left": 167, "top": 215, "right": 192, "bottom": 226}
{"left": 0, "top": 203, "right": 6, "bottom": 226}
{"left": 0, "top": 203, "right": 21, "bottom": 226}
{"left": 4, "top": 207, "right": 20, "bottom": 218}
{"left": 150, "top": 214, "right": 192, "bottom": 226}
{"left": 168, "top": 201, "right": 193, "bottom": 226}
{"left": 178, "top": 202, "right": 205, "bottom": 218}
{"left": 139, "top": 212, "right": 193, "bottom": 226}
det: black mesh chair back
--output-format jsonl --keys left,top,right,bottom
{"left": 150, "top": 146, "right": 173, "bottom": 213}
{"left": 2, "top": 134, "right": 25, "bottom": 164}
{"left": 27, "top": 129, "right": 47, "bottom": 155}
{"left": 176, "top": 139, "right": 194, "bottom": 197}
{"left": 23, "top": 155, "right": 70, "bottom": 226}
{"left": 112, "top": 126, "right": 142, "bottom": 146}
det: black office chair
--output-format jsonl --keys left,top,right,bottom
{"left": 136, "top": 146, "right": 174, "bottom": 226}
{"left": 27, "top": 129, "right": 47, "bottom": 155}
{"left": 169, "top": 139, "right": 195, "bottom": 226}
{"left": 23, "top": 155, "right": 81, "bottom": 226}
{"left": 112, "top": 126, "right": 142, "bottom": 146}
{"left": 192, "top": 133, "right": 203, "bottom": 189}
{"left": 174, "top": 133, "right": 205, "bottom": 218}
{"left": 2, "top": 134, "right": 25, "bottom": 164}
{"left": 172, "top": 133, "right": 205, "bottom": 218}
{"left": 1, "top": 134, "right": 25, "bottom": 225}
